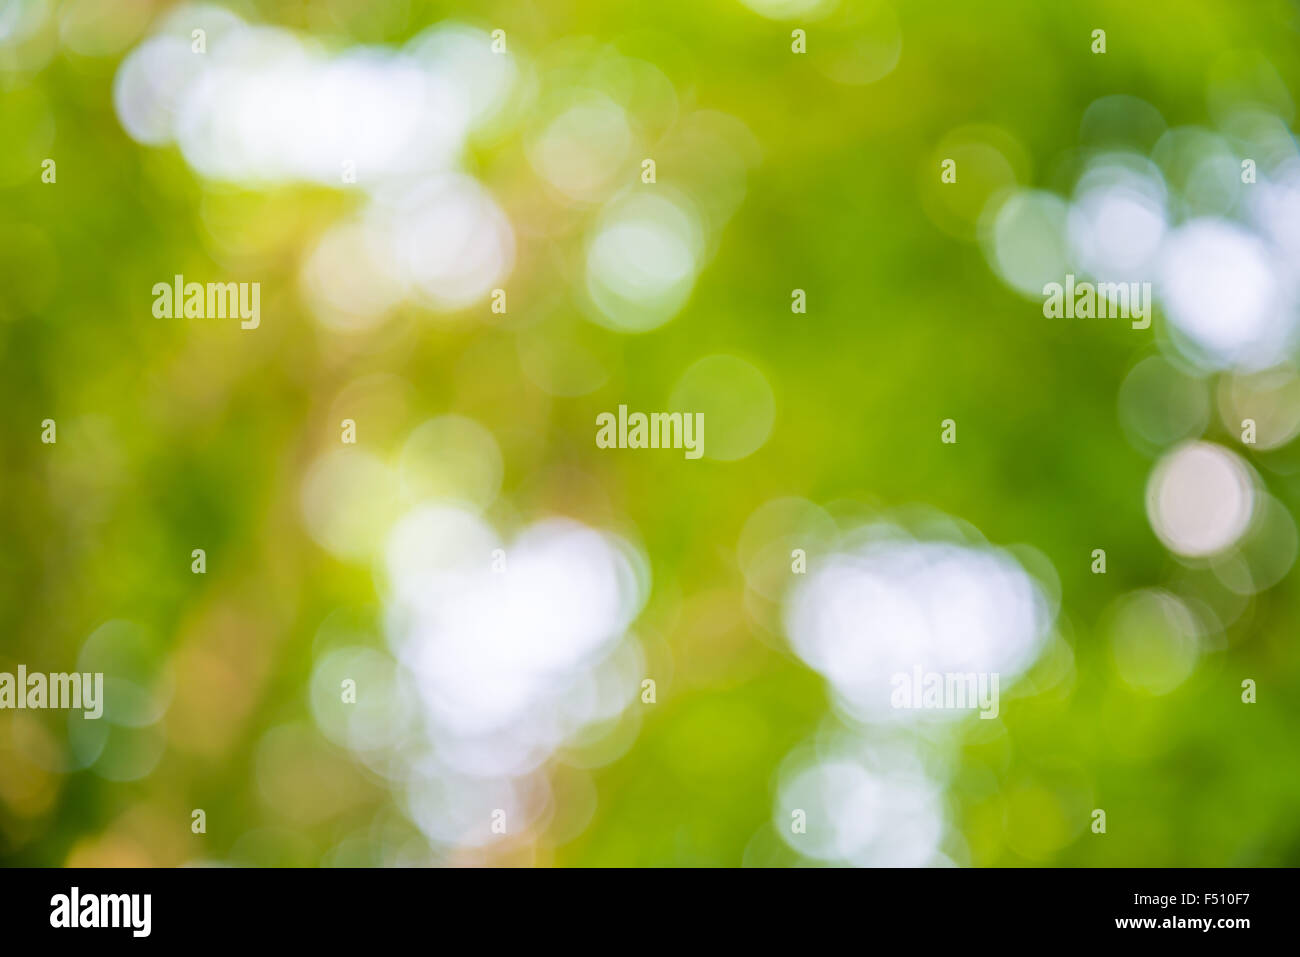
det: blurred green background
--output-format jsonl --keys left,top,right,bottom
{"left": 2, "top": 0, "right": 1299, "bottom": 867}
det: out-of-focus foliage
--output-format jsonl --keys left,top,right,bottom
{"left": 2, "top": 0, "right": 1299, "bottom": 867}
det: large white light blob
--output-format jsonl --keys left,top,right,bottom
{"left": 1146, "top": 441, "right": 1255, "bottom": 558}
{"left": 784, "top": 532, "right": 1054, "bottom": 725}
{"left": 772, "top": 747, "right": 946, "bottom": 866}
{"left": 1158, "top": 219, "right": 1296, "bottom": 371}
{"left": 362, "top": 500, "right": 650, "bottom": 849}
